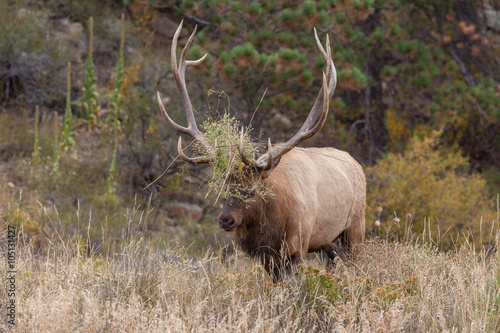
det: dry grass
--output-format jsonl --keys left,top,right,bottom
{"left": 1, "top": 208, "right": 499, "bottom": 332}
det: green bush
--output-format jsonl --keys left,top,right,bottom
{"left": 302, "top": 1, "right": 316, "bottom": 18}
{"left": 248, "top": 2, "right": 262, "bottom": 16}
{"left": 280, "top": 8, "right": 293, "bottom": 24}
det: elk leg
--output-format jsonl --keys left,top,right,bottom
{"left": 268, "top": 254, "right": 303, "bottom": 282}
{"left": 263, "top": 251, "right": 306, "bottom": 282}
{"left": 341, "top": 194, "right": 365, "bottom": 260}
{"left": 321, "top": 238, "right": 345, "bottom": 270}
{"left": 264, "top": 260, "right": 291, "bottom": 283}
{"left": 342, "top": 219, "right": 365, "bottom": 260}
{"left": 326, "top": 240, "right": 344, "bottom": 259}
{"left": 260, "top": 254, "right": 289, "bottom": 283}
{"left": 286, "top": 252, "right": 304, "bottom": 280}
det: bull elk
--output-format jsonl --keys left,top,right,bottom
{"left": 158, "top": 21, "right": 366, "bottom": 281}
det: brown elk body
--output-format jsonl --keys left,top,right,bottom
{"left": 220, "top": 148, "right": 366, "bottom": 280}
{"left": 158, "top": 21, "right": 366, "bottom": 281}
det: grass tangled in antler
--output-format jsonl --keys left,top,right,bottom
{"left": 194, "top": 113, "right": 272, "bottom": 203}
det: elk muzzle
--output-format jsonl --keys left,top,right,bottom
{"left": 218, "top": 198, "right": 244, "bottom": 231}
{"left": 219, "top": 216, "right": 235, "bottom": 230}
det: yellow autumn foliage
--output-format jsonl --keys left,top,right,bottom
{"left": 2, "top": 208, "right": 41, "bottom": 236}
{"left": 385, "top": 108, "right": 411, "bottom": 151}
{"left": 366, "top": 131, "right": 496, "bottom": 248}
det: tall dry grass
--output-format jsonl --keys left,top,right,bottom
{"left": 1, "top": 206, "right": 499, "bottom": 332}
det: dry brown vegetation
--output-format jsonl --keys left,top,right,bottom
{"left": 1, "top": 201, "right": 499, "bottom": 332}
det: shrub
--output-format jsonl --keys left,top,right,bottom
{"left": 279, "top": 8, "right": 293, "bottom": 24}
{"left": 248, "top": 2, "right": 262, "bottom": 16}
{"left": 366, "top": 131, "right": 495, "bottom": 248}
{"left": 0, "top": 3, "right": 70, "bottom": 106}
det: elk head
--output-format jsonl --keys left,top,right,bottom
{"left": 158, "top": 21, "right": 337, "bottom": 231}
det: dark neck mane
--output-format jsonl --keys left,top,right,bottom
{"left": 233, "top": 180, "right": 293, "bottom": 261}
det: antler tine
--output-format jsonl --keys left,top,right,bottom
{"left": 238, "top": 128, "right": 256, "bottom": 167}
{"left": 256, "top": 138, "right": 274, "bottom": 171}
{"left": 314, "top": 28, "right": 329, "bottom": 64}
{"left": 180, "top": 25, "right": 209, "bottom": 67}
{"left": 187, "top": 54, "right": 208, "bottom": 67}
{"left": 314, "top": 28, "right": 336, "bottom": 94}
{"left": 312, "top": 29, "right": 336, "bottom": 101}
{"left": 325, "top": 34, "right": 332, "bottom": 79}
{"left": 179, "top": 23, "right": 197, "bottom": 66}
{"left": 177, "top": 137, "right": 211, "bottom": 164}
{"left": 238, "top": 127, "right": 274, "bottom": 171}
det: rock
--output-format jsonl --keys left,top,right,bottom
{"left": 17, "top": 8, "right": 48, "bottom": 23}
{"left": 165, "top": 217, "right": 177, "bottom": 226}
{"left": 55, "top": 18, "right": 83, "bottom": 39}
{"left": 52, "top": 18, "right": 85, "bottom": 63}
{"left": 166, "top": 201, "right": 204, "bottom": 222}
{"left": 153, "top": 15, "right": 188, "bottom": 40}
{"left": 17, "top": 8, "right": 36, "bottom": 20}
{"left": 271, "top": 112, "right": 292, "bottom": 128}
{"left": 484, "top": 6, "right": 500, "bottom": 31}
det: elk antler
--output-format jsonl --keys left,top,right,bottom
{"left": 238, "top": 28, "right": 337, "bottom": 171}
{"left": 238, "top": 128, "right": 274, "bottom": 171}
{"left": 157, "top": 20, "right": 213, "bottom": 164}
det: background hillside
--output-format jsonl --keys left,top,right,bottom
{"left": 1, "top": 0, "right": 498, "bottom": 250}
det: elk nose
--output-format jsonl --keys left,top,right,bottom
{"left": 219, "top": 217, "right": 235, "bottom": 230}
